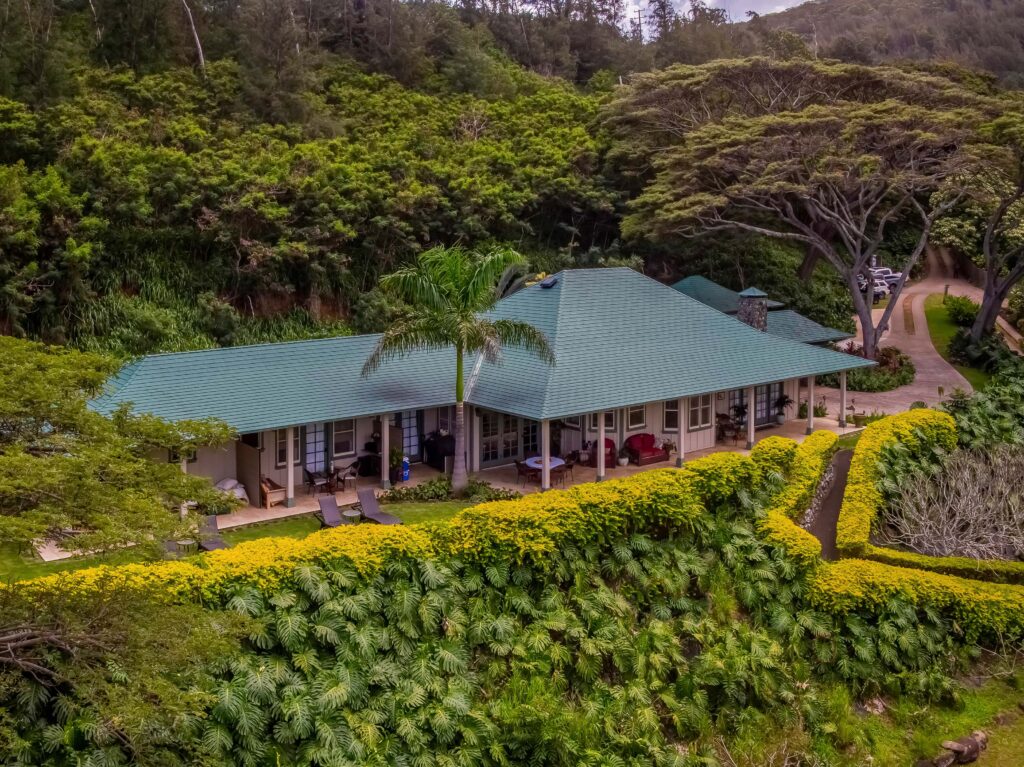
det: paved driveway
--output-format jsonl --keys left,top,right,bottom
{"left": 817, "top": 251, "right": 974, "bottom": 415}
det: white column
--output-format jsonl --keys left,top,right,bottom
{"left": 806, "top": 378, "right": 816, "bottom": 435}
{"left": 839, "top": 371, "right": 848, "bottom": 428}
{"left": 285, "top": 426, "right": 295, "bottom": 507}
{"left": 597, "top": 411, "right": 606, "bottom": 481}
{"left": 676, "top": 398, "right": 685, "bottom": 468}
{"left": 746, "top": 385, "right": 756, "bottom": 450}
{"left": 540, "top": 419, "right": 551, "bottom": 490}
{"left": 179, "top": 456, "right": 189, "bottom": 519}
{"left": 380, "top": 415, "right": 391, "bottom": 489}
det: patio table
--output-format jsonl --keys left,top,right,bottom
{"left": 524, "top": 456, "right": 565, "bottom": 471}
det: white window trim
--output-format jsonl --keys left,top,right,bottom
{"left": 562, "top": 415, "right": 582, "bottom": 430}
{"left": 688, "top": 394, "right": 713, "bottom": 432}
{"left": 626, "top": 405, "right": 646, "bottom": 431}
{"left": 331, "top": 419, "right": 356, "bottom": 458}
{"left": 663, "top": 400, "right": 680, "bottom": 433}
{"left": 169, "top": 448, "right": 197, "bottom": 464}
{"left": 588, "top": 411, "right": 616, "bottom": 432}
{"left": 275, "top": 428, "right": 302, "bottom": 468}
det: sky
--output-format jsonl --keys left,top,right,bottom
{"left": 709, "top": 0, "right": 807, "bottom": 19}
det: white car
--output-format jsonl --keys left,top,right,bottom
{"left": 870, "top": 266, "right": 903, "bottom": 286}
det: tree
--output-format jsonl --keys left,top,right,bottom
{"left": 621, "top": 101, "right": 972, "bottom": 359}
{"left": 0, "top": 580, "right": 246, "bottom": 764}
{"left": 362, "top": 246, "right": 553, "bottom": 493}
{"left": 0, "top": 337, "right": 236, "bottom": 552}
{"left": 962, "top": 114, "right": 1024, "bottom": 344}
{"left": 604, "top": 58, "right": 1002, "bottom": 279}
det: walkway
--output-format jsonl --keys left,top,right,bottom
{"left": 818, "top": 250, "right": 975, "bottom": 414}
{"left": 805, "top": 449, "right": 852, "bottom": 560}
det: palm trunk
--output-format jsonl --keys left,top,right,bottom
{"left": 451, "top": 344, "right": 469, "bottom": 494}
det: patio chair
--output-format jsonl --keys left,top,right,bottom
{"left": 515, "top": 459, "right": 540, "bottom": 486}
{"left": 317, "top": 496, "right": 351, "bottom": 528}
{"left": 334, "top": 460, "right": 360, "bottom": 492}
{"left": 260, "top": 476, "right": 287, "bottom": 509}
{"left": 198, "top": 515, "right": 228, "bottom": 551}
{"left": 162, "top": 539, "right": 183, "bottom": 559}
{"left": 356, "top": 488, "right": 402, "bottom": 525}
{"left": 304, "top": 468, "right": 330, "bottom": 495}
{"left": 562, "top": 451, "right": 579, "bottom": 481}
{"left": 550, "top": 464, "right": 567, "bottom": 488}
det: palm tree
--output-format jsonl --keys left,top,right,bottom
{"left": 362, "top": 246, "right": 554, "bottom": 493}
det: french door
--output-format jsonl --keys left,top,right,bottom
{"left": 394, "top": 410, "right": 422, "bottom": 462}
{"left": 480, "top": 410, "right": 522, "bottom": 467}
{"left": 731, "top": 384, "right": 783, "bottom": 428}
{"left": 304, "top": 423, "right": 326, "bottom": 472}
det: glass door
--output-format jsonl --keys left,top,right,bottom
{"left": 755, "top": 383, "right": 782, "bottom": 427}
{"left": 481, "top": 411, "right": 500, "bottom": 465}
{"left": 395, "top": 410, "right": 421, "bottom": 462}
{"left": 304, "top": 423, "right": 326, "bottom": 472}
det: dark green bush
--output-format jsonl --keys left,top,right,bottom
{"left": 944, "top": 295, "right": 980, "bottom": 327}
{"left": 381, "top": 476, "right": 521, "bottom": 503}
{"left": 819, "top": 347, "right": 915, "bottom": 392}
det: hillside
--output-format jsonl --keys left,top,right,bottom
{"left": 761, "top": 0, "right": 1024, "bottom": 87}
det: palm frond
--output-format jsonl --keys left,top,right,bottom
{"left": 491, "top": 319, "right": 555, "bottom": 365}
{"left": 361, "top": 316, "right": 453, "bottom": 375}
{"left": 465, "top": 247, "right": 527, "bottom": 310}
{"left": 380, "top": 266, "right": 446, "bottom": 313}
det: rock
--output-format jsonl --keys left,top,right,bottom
{"left": 940, "top": 730, "right": 988, "bottom": 764}
{"left": 932, "top": 754, "right": 955, "bottom": 767}
{"left": 863, "top": 697, "right": 886, "bottom": 715}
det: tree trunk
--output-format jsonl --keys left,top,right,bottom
{"left": 179, "top": 0, "right": 206, "bottom": 75}
{"left": 849, "top": 273, "right": 879, "bottom": 360}
{"left": 452, "top": 400, "right": 468, "bottom": 494}
{"left": 970, "top": 277, "right": 1009, "bottom": 343}
{"left": 797, "top": 243, "right": 822, "bottom": 281}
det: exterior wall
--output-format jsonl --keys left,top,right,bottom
{"left": 191, "top": 443, "right": 237, "bottom": 484}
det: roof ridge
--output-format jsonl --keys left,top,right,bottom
{"left": 129, "top": 331, "right": 371, "bottom": 362}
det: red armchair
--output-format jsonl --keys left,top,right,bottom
{"left": 588, "top": 438, "right": 617, "bottom": 468}
{"left": 624, "top": 433, "right": 670, "bottom": 466}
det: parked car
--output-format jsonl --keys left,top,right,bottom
{"left": 860, "top": 279, "right": 890, "bottom": 302}
{"left": 870, "top": 266, "right": 903, "bottom": 286}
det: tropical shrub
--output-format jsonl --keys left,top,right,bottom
{"left": 943, "top": 295, "right": 981, "bottom": 327}
{"left": 820, "top": 347, "right": 916, "bottom": 392}
{"left": 942, "top": 365, "right": 1024, "bottom": 448}
{"left": 380, "top": 476, "right": 520, "bottom": 503}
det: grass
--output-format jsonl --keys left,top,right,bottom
{"left": 923, "top": 294, "right": 992, "bottom": 391}
{"left": 0, "top": 501, "right": 474, "bottom": 582}
{"left": 852, "top": 674, "right": 1024, "bottom": 764}
{"left": 835, "top": 431, "right": 864, "bottom": 451}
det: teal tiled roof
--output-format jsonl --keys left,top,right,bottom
{"left": 92, "top": 335, "right": 456, "bottom": 434}
{"left": 673, "top": 275, "right": 783, "bottom": 313}
{"left": 94, "top": 268, "right": 873, "bottom": 430}
{"left": 465, "top": 268, "right": 873, "bottom": 421}
{"left": 767, "top": 310, "right": 853, "bottom": 345}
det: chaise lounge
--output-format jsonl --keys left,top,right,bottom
{"left": 623, "top": 433, "right": 670, "bottom": 466}
{"left": 356, "top": 488, "right": 402, "bottom": 525}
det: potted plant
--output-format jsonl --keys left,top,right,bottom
{"left": 730, "top": 402, "right": 748, "bottom": 426}
{"left": 774, "top": 393, "right": 795, "bottom": 425}
{"left": 388, "top": 447, "right": 404, "bottom": 485}
{"left": 661, "top": 438, "right": 677, "bottom": 455}
{"left": 617, "top": 446, "right": 630, "bottom": 467}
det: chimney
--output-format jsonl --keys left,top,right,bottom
{"left": 737, "top": 287, "right": 769, "bottom": 332}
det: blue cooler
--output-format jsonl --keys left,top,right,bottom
{"left": 402, "top": 456, "right": 410, "bottom": 482}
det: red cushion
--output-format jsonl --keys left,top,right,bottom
{"left": 625, "top": 433, "right": 657, "bottom": 451}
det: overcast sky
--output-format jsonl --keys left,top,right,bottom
{"left": 709, "top": 0, "right": 807, "bottom": 19}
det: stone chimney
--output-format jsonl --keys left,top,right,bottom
{"left": 737, "top": 287, "right": 769, "bottom": 332}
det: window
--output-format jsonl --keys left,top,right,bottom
{"left": 588, "top": 411, "right": 616, "bottom": 431}
{"left": 240, "top": 432, "right": 262, "bottom": 449}
{"left": 332, "top": 419, "right": 355, "bottom": 457}
{"left": 688, "top": 395, "right": 713, "bottom": 431}
{"left": 437, "top": 406, "right": 453, "bottom": 434}
{"left": 562, "top": 415, "right": 581, "bottom": 430}
{"left": 169, "top": 448, "right": 197, "bottom": 464}
{"left": 626, "top": 405, "right": 646, "bottom": 430}
{"left": 663, "top": 400, "right": 679, "bottom": 432}
{"left": 276, "top": 428, "right": 301, "bottom": 467}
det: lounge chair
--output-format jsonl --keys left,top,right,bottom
{"left": 356, "top": 488, "right": 402, "bottom": 525}
{"left": 198, "top": 514, "right": 228, "bottom": 551}
{"left": 317, "top": 495, "right": 351, "bottom": 528}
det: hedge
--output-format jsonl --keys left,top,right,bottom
{"left": 835, "top": 409, "right": 957, "bottom": 556}
{"left": 754, "top": 432, "right": 837, "bottom": 566}
{"left": 810, "top": 559, "right": 1024, "bottom": 643}
{"left": 20, "top": 453, "right": 757, "bottom": 602}
{"left": 834, "top": 408, "right": 1024, "bottom": 585}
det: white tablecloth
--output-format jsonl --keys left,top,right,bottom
{"left": 524, "top": 457, "right": 565, "bottom": 470}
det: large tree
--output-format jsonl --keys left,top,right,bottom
{"left": 362, "top": 246, "right": 553, "bottom": 493}
{"left": 0, "top": 337, "right": 235, "bottom": 552}
{"left": 604, "top": 57, "right": 1002, "bottom": 279}
{"left": 621, "top": 101, "right": 972, "bottom": 359}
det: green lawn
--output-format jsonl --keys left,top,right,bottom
{"left": 923, "top": 294, "right": 991, "bottom": 391}
{"left": 835, "top": 431, "right": 863, "bottom": 451}
{"left": 0, "top": 501, "right": 474, "bottom": 583}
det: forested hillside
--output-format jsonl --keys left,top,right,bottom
{"left": 761, "top": 0, "right": 1024, "bottom": 87}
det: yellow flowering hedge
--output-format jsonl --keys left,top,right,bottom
{"left": 834, "top": 409, "right": 1024, "bottom": 584}
{"left": 835, "top": 409, "right": 957, "bottom": 557}
{"left": 810, "top": 559, "right": 1024, "bottom": 642}
{"left": 749, "top": 436, "right": 799, "bottom": 478}
{"left": 20, "top": 452, "right": 760, "bottom": 600}
{"left": 755, "top": 432, "right": 838, "bottom": 566}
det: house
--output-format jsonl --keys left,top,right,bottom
{"left": 93, "top": 268, "right": 873, "bottom": 502}
{"left": 672, "top": 276, "right": 854, "bottom": 346}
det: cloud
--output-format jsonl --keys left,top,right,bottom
{"left": 709, "top": 0, "right": 807, "bottom": 19}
